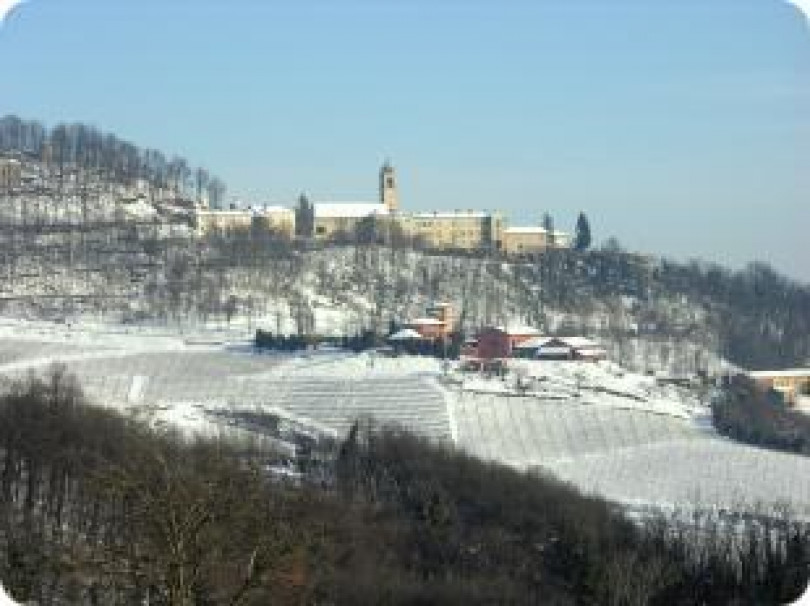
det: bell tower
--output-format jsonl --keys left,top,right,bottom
{"left": 380, "top": 161, "right": 398, "bottom": 212}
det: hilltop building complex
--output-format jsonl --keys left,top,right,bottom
{"left": 193, "top": 162, "right": 571, "bottom": 254}
{"left": 195, "top": 206, "right": 295, "bottom": 238}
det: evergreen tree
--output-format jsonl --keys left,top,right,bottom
{"left": 542, "top": 212, "right": 555, "bottom": 247}
{"left": 574, "top": 211, "right": 592, "bottom": 251}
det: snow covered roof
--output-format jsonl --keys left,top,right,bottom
{"left": 503, "top": 226, "right": 570, "bottom": 236}
{"left": 575, "top": 347, "right": 608, "bottom": 357}
{"left": 406, "top": 317, "right": 445, "bottom": 326}
{"left": 314, "top": 202, "right": 389, "bottom": 218}
{"left": 493, "top": 325, "right": 542, "bottom": 336}
{"left": 196, "top": 209, "right": 254, "bottom": 216}
{"left": 197, "top": 206, "right": 292, "bottom": 217}
{"left": 750, "top": 369, "right": 810, "bottom": 379}
{"left": 536, "top": 347, "right": 573, "bottom": 356}
{"left": 514, "top": 336, "right": 602, "bottom": 351}
{"left": 514, "top": 336, "right": 554, "bottom": 349}
{"left": 389, "top": 328, "right": 425, "bottom": 341}
{"left": 410, "top": 211, "right": 492, "bottom": 219}
{"left": 258, "top": 205, "right": 292, "bottom": 214}
{"left": 561, "top": 337, "right": 601, "bottom": 348}
{"left": 504, "top": 226, "right": 548, "bottom": 235}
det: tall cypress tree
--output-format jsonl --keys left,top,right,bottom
{"left": 574, "top": 211, "right": 592, "bottom": 251}
{"left": 542, "top": 212, "right": 555, "bottom": 247}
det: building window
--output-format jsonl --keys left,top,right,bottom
{"left": 316, "top": 226, "right": 326, "bottom": 235}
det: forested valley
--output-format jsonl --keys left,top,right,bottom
{"left": 0, "top": 370, "right": 807, "bottom": 605}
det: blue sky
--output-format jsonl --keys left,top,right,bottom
{"left": 1, "top": 0, "right": 809, "bottom": 281}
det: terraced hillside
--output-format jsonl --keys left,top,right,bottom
{"left": 254, "top": 376, "right": 451, "bottom": 440}
{"left": 0, "top": 336, "right": 452, "bottom": 442}
{"left": 544, "top": 439, "right": 810, "bottom": 511}
{"left": 449, "top": 393, "right": 810, "bottom": 511}
{"left": 450, "top": 393, "right": 702, "bottom": 464}
{"left": 1, "top": 322, "right": 808, "bottom": 514}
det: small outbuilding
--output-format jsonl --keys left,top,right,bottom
{"left": 750, "top": 369, "right": 810, "bottom": 406}
{"left": 403, "top": 317, "right": 447, "bottom": 340}
{"left": 388, "top": 328, "right": 425, "bottom": 342}
{"left": 387, "top": 327, "right": 434, "bottom": 356}
{"left": 400, "top": 302, "right": 455, "bottom": 341}
{"left": 513, "top": 336, "right": 607, "bottom": 362}
{"left": 476, "top": 325, "right": 543, "bottom": 359}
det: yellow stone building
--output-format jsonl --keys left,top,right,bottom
{"left": 302, "top": 163, "right": 398, "bottom": 242}
{"left": 199, "top": 162, "right": 571, "bottom": 254}
{"left": 298, "top": 163, "right": 508, "bottom": 251}
{"left": 311, "top": 202, "right": 390, "bottom": 241}
{"left": 256, "top": 206, "right": 296, "bottom": 238}
{"left": 502, "top": 226, "right": 573, "bottom": 255}
{"left": 403, "top": 211, "right": 504, "bottom": 251}
{"left": 195, "top": 206, "right": 295, "bottom": 239}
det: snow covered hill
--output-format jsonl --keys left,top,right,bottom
{"left": 1, "top": 321, "right": 808, "bottom": 515}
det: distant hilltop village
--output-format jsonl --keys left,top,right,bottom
{"left": 1, "top": 148, "right": 572, "bottom": 255}
{"left": 195, "top": 162, "right": 572, "bottom": 255}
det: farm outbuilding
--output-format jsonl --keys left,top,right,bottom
{"left": 388, "top": 328, "right": 425, "bottom": 342}
{"left": 401, "top": 302, "right": 454, "bottom": 341}
{"left": 750, "top": 369, "right": 810, "bottom": 406}
{"left": 403, "top": 317, "right": 447, "bottom": 340}
{"left": 513, "top": 336, "right": 607, "bottom": 362}
{"left": 476, "top": 326, "right": 543, "bottom": 359}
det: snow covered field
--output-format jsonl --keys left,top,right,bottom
{"left": 0, "top": 318, "right": 808, "bottom": 514}
{"left": 0, "top": 319, "right": 450, "bottom": 442}
{"left": 449, "top": 392, "right": 810, "bottom": 510}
